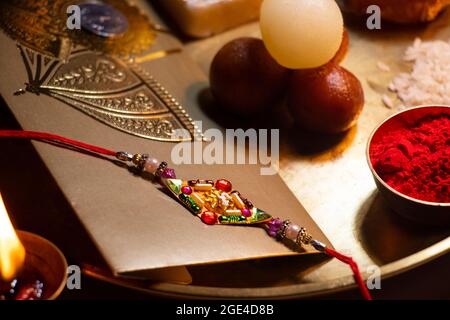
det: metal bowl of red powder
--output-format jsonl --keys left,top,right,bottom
{"left": 367, "top": 105, "right": 450, "bottom": 226}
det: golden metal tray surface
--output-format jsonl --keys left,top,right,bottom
{"left": 87, "top": 9, "right": 450, "bottom": 298}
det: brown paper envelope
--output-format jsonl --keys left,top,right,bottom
{"left": 0, "top": 1, "right": 332, "bottom": 279}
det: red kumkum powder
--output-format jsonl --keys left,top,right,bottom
{"left": 370, "top": 114, "right": 450, "bottom": 203}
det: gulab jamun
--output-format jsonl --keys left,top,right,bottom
{"left": 288, "top": 63, "right": 364, "bottom": 134}
{"left": 210, "top": 37, "right": 290, "bottom": 116}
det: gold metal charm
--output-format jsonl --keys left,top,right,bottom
{"left": 0, "top": 0, "right": 156, "bottom": 59}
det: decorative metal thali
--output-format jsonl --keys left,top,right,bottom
{"left": 2, "top": 0, "right": 448, "bottom": 298}
{"left": 88, "top": 9, "right": 450, "bottom": 298}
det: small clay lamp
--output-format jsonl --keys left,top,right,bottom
{"left": 0, "top": 193, "right": 67, "bottom": 300}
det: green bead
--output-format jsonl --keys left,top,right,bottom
{"left": 188, "top": 197, "right": 197, "bottom": 207}
{"left": 179, "top": 193, "right": 188, "bottom": 201}
{"left": 219, "top": 215, "right": 247, "bottom": 224}
{"left": 191, "top": 205, "right": 201, "bottom": 213}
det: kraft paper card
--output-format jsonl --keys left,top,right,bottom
{"left": 0, "top": 0, "right": 332, "bottom": 281}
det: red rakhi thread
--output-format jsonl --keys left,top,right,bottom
{"left": 0, "top": 129, "right": 372, "bottom": 300}
{"left": 0, "top": 130, "right": 117, "bottom": 156}
{"left": 324, "top": 247, "right": 372, "bottom": 300}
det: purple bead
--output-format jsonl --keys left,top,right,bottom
{"left": 181, "top": 186, "right": 192, "bottom": 195}
{"left": 266, "top": 218, "right": 284, "bottom": 238}
{"left": 268, "top": 218, "right": 283, "bottom": 230}
{"left": 268, "top": 230, "right": 278, "bottom": 238}
{"left": 241, "top": 208, "right": 252, "bottom": 217}
{"left": 161, "top": 168, "right": 176, "bottom": 179}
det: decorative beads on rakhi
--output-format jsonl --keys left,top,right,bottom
{"left": 189, "top": 180, "right": 214, "bottom": 191}
{"left": 238, "top": 192, "right": 253, "bottom": 209}
{"left": 165, "top": 179, "right": 183, "bottom": 194}
{"left": 115, "top": 152, "right": 176, "bottom": 179}
{"left": 285, "top": 223, "right": 301, "bottom": 241}
{"left": 241, "top": 208, "right": 252, "bottom": 217}
{"left": 274, "top": 219, "right": 312, "bottom": 245}
{"left": 195, "top": 184, "right": 213, "bottom": 191}
{"left": 217, "top": 192, "right": 232, "bottom": 208}
{"left": 155, "top": 161, "right": 168, "bottom": 177}
{"left": 189, "top": 179, "right": 214, "bottom": 186}
{"left": 224, "top": 209, "right": 242, "bottom": 215}
{"left": 219, "top": 215, "right": 247, "bottom": 224}
{"left": 179, "top": 193, "right": 188, "bottom": 201}
{"left": 267, "top": 218, "right": 283, "bottom": 238}
{"left": 179, "top": 193, "right": 201, "bottom": 214}
{"left": 144, "top": 157, "right": 159, "bottom": 174}
{"left": 190, "top": 192, "right": 205, "bottom": 207}
{"left": 203, "top": 189, "right": 233, "bottom": 213}
{"left": 116, "top": 152, "right": 162, "bottom": 175}
{"left": 278, "top": 220, "right": 290, "bottom": 239}
{"left": 161, "top": 177, "right": 272, "bottom": 225}
{"left": 215, "top": 179, "right": 232, "bottom": 192}
{"left": 243, "top": 199, "right": 253, "bottom": 208}
{"left": 201, "top": 211, "right": 217, "bottom": 225}
{"left": 296, "top": 227, "right": 312, "bottom": 246}
{"left": 132, "top": 153, "right": 149, "bottom": 170}
{"left": 230, "top": 191, "right": 246, "bottom": 209}
{"left": 181, "top": 186, "right": 193, "bottom": 195}
{"left": 161, "top": 168, "right": 176, "bottom": 179}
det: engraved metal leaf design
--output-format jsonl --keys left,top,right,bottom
{"left": 16, "top": 46, "right": 199, "bottom": 142}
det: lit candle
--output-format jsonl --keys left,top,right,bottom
{"left": 0, "top": 193, "right": 45, "bottom": 300}
{"left": 0, "top": 193, "right": 25, "bottom": 281}
{"left": 0, "top": 193, "right": 68, "bottom": 300}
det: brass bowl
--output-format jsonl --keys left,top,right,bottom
{"left": 17, "top": 230, "right": 68, "bottom": 300}
{"left": 367, "top": 105, "right": 450, "bottom": 226}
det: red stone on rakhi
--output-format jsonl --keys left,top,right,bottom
{"left": 181, "top": 186, "right": 193, "bottom": 195}
{"left": 201, "top": 211, "right": 217, "bottom": 225}
{"left": 215, "top": 179, "right": 232, "bottom": 192}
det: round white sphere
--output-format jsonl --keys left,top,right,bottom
{"left": 260, "top": 0, "right": 344, "bottom": 69}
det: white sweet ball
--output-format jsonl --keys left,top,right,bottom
{"left": 260, "top": 0, "right": 344, "bottom": 69}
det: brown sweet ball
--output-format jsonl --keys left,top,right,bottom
{"left": 210, "top": 37, "right": 290, "bottom": 116}
{"left": 330, "top": 29, "right": 349, "bottom": 65}
{"left": 288, "top": 63, "right": 364, "bottom": 134}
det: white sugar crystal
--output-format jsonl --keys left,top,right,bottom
{"left": 389, "top": 38, "right": 450, "bottom": 109}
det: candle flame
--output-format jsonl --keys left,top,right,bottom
{"left": 0, "top": 193, "right": 25, "bottom": 281}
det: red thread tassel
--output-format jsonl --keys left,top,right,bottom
{"left": 0, "top": 130, "right": 117, "bottom": 156}
{"left": 324, "top": 247, "right": 372, "bottom": 300}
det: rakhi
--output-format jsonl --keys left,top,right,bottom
{"left": 0, "top": 130, "right": 372, "bottom": 300}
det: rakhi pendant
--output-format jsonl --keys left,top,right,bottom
{"left": 118, "top": 152, "right": 319, "bottom": 248}
{"left": 0, "top": 131, "right": 373, "bottom": 300}
{"left": 161, "top": 177, "right": 313, "bottom": 246}
{"left": 163, "top": 178, "right": 272, "bottom": 226}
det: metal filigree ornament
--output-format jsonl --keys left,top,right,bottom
{"left": 0, "top": 0, "right": 156, "bottom": 59}
{"left": 0, "top": 0, "right": 202, "bottom": 142}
